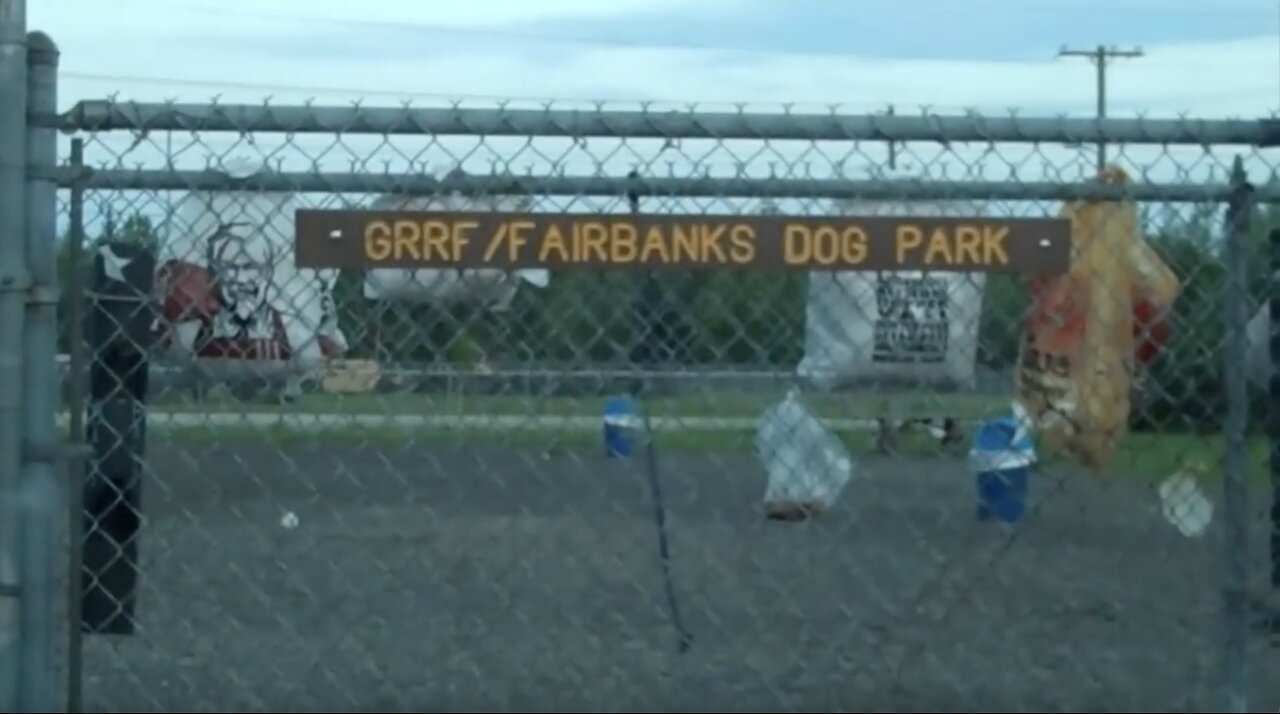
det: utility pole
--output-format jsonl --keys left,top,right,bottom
{"left": 1058, "top": 44, "right": 1144, "bottom": 173}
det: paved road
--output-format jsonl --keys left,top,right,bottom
{"left": 69, "top": 442, "right": 1280, "bottom": 712}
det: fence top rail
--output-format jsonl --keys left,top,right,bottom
{"left": 49, "top": 100, "right": 1280, "bottom": 147}
{"left": 43, "top": 166, "right": 1277, "bottom": 203}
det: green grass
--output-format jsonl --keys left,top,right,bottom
{"left": 80, "top": 389, "right": 1269, "bottom": 483}
{"left": 149, "top": 389, "right": 1010, "bottom": 421}
{"left": 129, "top": 419, "right": 1269, "bottom": 484}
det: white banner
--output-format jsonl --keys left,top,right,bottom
{"left": 156, "top": 161, "right": 347, "bottom": 365}
{"left": 796, "top": 190, "right": 988, "bottom": 390}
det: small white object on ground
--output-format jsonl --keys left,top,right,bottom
{"left": 280, "top": 511, "right": 300, "bottom": 529}
{"left": 1158, "top": 469, "right": 1212, "bottom": 538}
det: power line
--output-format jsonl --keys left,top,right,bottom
{"left": 1058, "top": 44, "right": 1145, "bottom": 173}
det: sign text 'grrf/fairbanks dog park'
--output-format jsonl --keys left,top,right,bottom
{"left": 295, "top": 210, "right": 1072, "bottom": 274}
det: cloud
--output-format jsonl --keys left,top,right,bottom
{"left": 27, "top": 0, "right": 1280, "bottom": 209}
{"left": 54, "top": 34, "right": 1277, "bottom": 117}
{"left": 30, "top": 0, "right": 1274, "bottom": 115}
{"left": 41, "top": 0, "right": 714, "bottom": 33}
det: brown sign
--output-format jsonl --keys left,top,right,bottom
{"left": 295, "top": 210, "right": 1071, "bottom": 274}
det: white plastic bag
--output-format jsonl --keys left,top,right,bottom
{"left": 754, "top": 389, "right": 855, "bottom": 516}
{"left": 796, "top": 189, "right": 987, "bottom": 390}
{"left": 796, "top": 270, "right": 987, "bottom": 389}
{"left": 1158, "top": 464, "right": 1213, "bottom": 538}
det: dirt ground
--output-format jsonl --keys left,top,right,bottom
{"left": 66, "top": 441, "right": 1280, "bottom": 713}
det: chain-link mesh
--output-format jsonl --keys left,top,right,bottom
{"left": 35, "top": 100, "right": 1280, "bottom": 711}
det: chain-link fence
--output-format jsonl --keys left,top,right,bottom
{"left": 5, "top": 14, "right": 1280, "bottom": 714}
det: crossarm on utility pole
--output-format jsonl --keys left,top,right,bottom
{"left": 1058, "top": 44, "right": 1145, "bottom": 173}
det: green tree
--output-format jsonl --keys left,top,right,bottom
{"left": 1132, "top": 202, "right": 1276, "bottom": 432}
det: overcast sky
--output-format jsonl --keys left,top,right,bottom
{"left": 30, "top": 0, "right": 1280, "bottom": 115}
{"left": 21, "top": 0, "right": 1280, "bottom": 217}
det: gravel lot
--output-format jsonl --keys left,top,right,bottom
{"left": 69, "top": 441, "right": 1280, "bottom": 713}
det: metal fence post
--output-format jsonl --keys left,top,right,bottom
{"left": 64, "top": 137, "right": 87, "bottom": 714}
{"left": 19, "top": 29, "right": 58, "bottom": 713}
{"left": 1221, "top": 155, "right": 1253, "bottom": 714}
{"left": 0, "top": 1, "right": 27, "bottom": 709}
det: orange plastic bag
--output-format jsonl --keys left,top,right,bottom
{"left": 1130, "top": 230, "right": 1180, "bottom": 364}
{"left": 1014, "top": 168, "right": 1151, "bottom": 472}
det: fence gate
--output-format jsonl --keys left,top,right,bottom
{"left": 4, "top": 13, "right": 1280, "bottom": 714}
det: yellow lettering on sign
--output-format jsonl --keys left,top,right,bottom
{"left": 784, "top": 224, "right": 809, "bottom": 264}
{"left": 508, "top": 220, "right": 534, "bottom": 262}
{"left": 358, "top": 220, "right": 479, "bottom": 263}
{"left": 924, "top": 227, "right": 953, "bottom": 264}
{"left": 483, "top": 220, "right": 535, "bottom": 263}
{"left": 352, "top": 214, "right": 1030, "bottom": 269}
{"left": 420, "top": 221, "right": 447, "bottom": 261}
{"left": 452, "top": 220, "right": 476, "bottom": 261}
{"left": 895, "top": 225, "right": 924, "bottom": 264}
{"left": 538, "top": 224, "right": 570, "bottom": 262}
{"left": 365, "top": 220, "right": 393, "bottom": 261}
{"left": 613, "top": 223, "right": 638, "bottom": 263}
{"left": 503, "top": 221, "right": 761, "bottom": 265}
{"left": 673, "top": 225, "right": 697, "bottom": 263}
{"left": 955, "top": 225, "right": 982, "bottom": 265}
{"left": 581, "top": 221, "right": 608, "bottom": 263}
{"left": 641, "top": 226, "right": 670, "bottom": 263}
{"left": 700, "top": 224, "right": 727, "bottom": 263}
{"left": 982, "top": 225, "right": 1009, "bottom": 265}
{"left": 921, "top": 225, "right": 1008, "bottom": 267}
{"left": 901, "top": 224, "right": 1011, "bottom": 267}
{"left": 782, "top": 223, "right": 867, "bottom": 266}
{"left": 483, "top": 223, "right": 507, "bottom": 263}
{"left": 814, "top": 227, "right": 840, "bottom": 265}
{"left": 392, "top": 221, "right": 421, "bottom": 261}
{"left": 729, "top": 225, "right": 756, "bottom": 263}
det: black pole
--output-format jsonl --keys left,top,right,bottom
{"left": 81, "top": 240, "right": 155, "bottom": 634}
{"left": 624, "top": 172, "right": 692, "bottom": 653}
{"left": 627, "top": 170, "right": 659, "bottom": 370}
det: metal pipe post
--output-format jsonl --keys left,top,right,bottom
{"left": 0, "top": 1, "right": 27, "bottom": 708}
{"left": 64, "top": 139, "right": 87, "bottom": 714}
{"left": 19, "top": 30, "right": 58, "bottom": 712}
